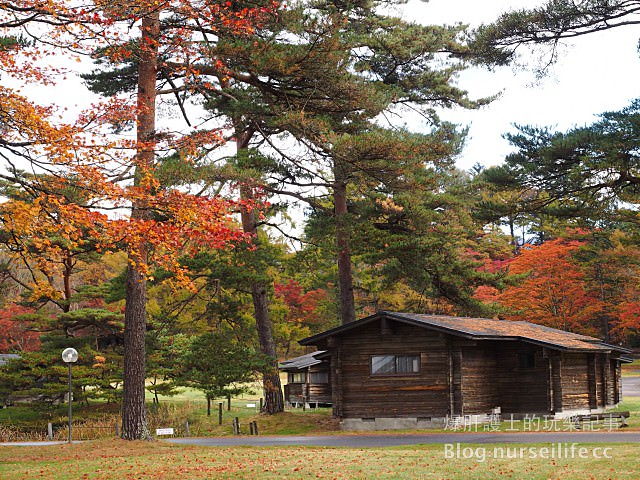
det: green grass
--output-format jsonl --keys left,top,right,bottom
{"left": 0, "top": 439, "right": 637, "bottom": 479}
{"left": 0, "top": 391, "right": 337, "bottom": 441}
{"left": 3, "top": 368, "right": 639, "bottom": 440}
{"left": 622, "top": 360, "right": 640, "bottom": 377}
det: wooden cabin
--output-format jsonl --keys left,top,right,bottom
{"left": 279, "top": 351, "right": 332, "bottom": 407}
{"left": 299, "top": 311, "right": 632, "bottom": 430}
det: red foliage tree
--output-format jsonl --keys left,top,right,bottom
{"left": 273, "top": 280, "right": 328, "bottom": 358}
{"left": 0, "top": 305, "right": 40, "bottom": 353}
{"left": 496, "top": 238, "right": 601, "bottom": 334}
{"left": 274, "top": 280, "right": 327, "bottom": 326}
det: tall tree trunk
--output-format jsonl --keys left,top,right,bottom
{"left": 333, "top": 161, "right": 356, "bottom": 324}
{"left": 121, "top": 11, "right": 159, "bottom": 440}
{"left": 236, "top": 131, "right": 284, "bottom": 414}
{"left": 596, "top": 263, "right": 610, "bottom": 343}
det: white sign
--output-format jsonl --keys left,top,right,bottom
{"left": 246, "top": 403, "right": 256, "bottom": 408}
{"left": 156, "top": 428, "right": 174, "bottom": 436}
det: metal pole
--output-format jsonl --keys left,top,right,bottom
{"left": 68, "top": 362, "right": 72, "bottom": 444}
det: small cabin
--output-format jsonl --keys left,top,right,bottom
{"left": 279, "top": 351, "right": 332, "bottom": 408}
{"left": 299, "top": 311, "right": 632, "bottom": 430}
{"left": 0, "top": 354, "right": 20, "bottom": 367}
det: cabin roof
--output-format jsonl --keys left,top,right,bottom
{"left": 0, "top": 354, "right": 20, "bottom": 366}
{"left": 300, "top": 311, "right": 631, "bottom": 354}
{"left": 279, "top": 350, "right": 327, "bottom": 371}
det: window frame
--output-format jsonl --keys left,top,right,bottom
{"left": 288, "top": 372, "right": 307, "bottom": 383}
{"left": 370, "top": 354, "right": 421, "bottom": 376}
{"left": 309, "top": 371, "right": 329, "bottom": 384}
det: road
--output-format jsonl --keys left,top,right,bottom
{"left": 622, "top": 376, "right": 640, "bottom": 397}
{"left": 167, "top": 432, "right": 640, "bottom": 448}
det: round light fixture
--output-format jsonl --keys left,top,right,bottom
{"left": 62, "top": 347, "right": 79, "bottom": 363}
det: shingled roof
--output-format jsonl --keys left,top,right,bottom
{"left": 279, "top": 350, "right": 328, "bottom": 371}
{"left": 300, "top": 311, "right": 630, "bottom": 354}
{"left": 0, "top": 354, "right": 20, "bottom": 366}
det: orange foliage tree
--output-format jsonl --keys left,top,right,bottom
{"left": 495, "top": 237, "right": 601, "bottom": 334}
{"left": 0, "top": 0, "right": 267, "bottom": 438}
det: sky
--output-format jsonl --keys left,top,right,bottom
{"left": 11, "top": 1, "right": 640, "bottom": 174}
{"left": 397, "top": 0, "right": 640, "bottom": 170}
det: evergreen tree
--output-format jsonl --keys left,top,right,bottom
{"left": 471, "top": 0, "right": 640, "bottom": 70}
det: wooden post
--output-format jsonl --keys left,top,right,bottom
{"left": 47, "top": 422, "right": 53, "bottom": 440}
{"left": 302, "top": 396, "right": 306, "bottom": 411}
{"left": 249, "top": 421, "right": 255, "bottom": 435}
{"left": 227, "top": 394, "right": 231, "bottom": 412}
{"left": 259, "top": 398, "right": 263, "bottom": 412}
{"left": 185, "top": 420, "right": 190, "bottom": 437}
{"left": 218, "top": 402, "right": 223, "bottom": 425}
{"left": 232, "top": 417, "right": 240, "bottom": 435}
{"left": 253, "top": 421, "right": 258, "bottom": 436}
{"left": 115, "top": 422, "right": 120, "bottom": 437}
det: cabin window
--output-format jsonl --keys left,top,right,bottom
{"left": 288, "top": 372, "right": 306, "bottom": 383}
{"left": 310, "top": 371, "right": 329, "bottom": 384}
{"left": 371, "top": 355, "right": 420, "bottom": 375}
{"left": 518, "top": 352, "right": 535, "bottom": 369}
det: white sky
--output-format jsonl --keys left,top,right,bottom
{"left": 399, "top": 0, "right": 640, "bottom": 169}
{"left": 11, "top": 0, "right": 640, "bottom": 174}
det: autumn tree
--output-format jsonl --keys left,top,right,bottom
{"left": 495, "top": 236, "right": 599, "bottom": 334}
{"left": 0, "top": 305, "right": 40, "bottom": 353}
{"left": 0, "top": 1, "right": 265, "bottom": 438}
{"left": 574, "top": 230, "right": 640, "bottom": 343}
{"left": 272, "top": 279, "right": 328, "bottom": 359}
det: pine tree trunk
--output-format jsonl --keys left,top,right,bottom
{"left": 236, "top": 132, "right": 284, "bottom": 414}
{"left": 122, "top": 259, "right": 150, "bottom": 439}
{"left": 121, "top": 11, "right": 159, "bottom": 440}
{"left": 333, "top": 162, "right": 356, "bottom": 324}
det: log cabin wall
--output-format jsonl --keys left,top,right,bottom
{"left": 454, "top": 341, "right": 550, "bottom": 415}
{"left": 307, "top": 365, "right": 332, "bottom": 404}
{"left": 283, "top": 365, "right": 332, "bottom": 405}
{"left": 605, "top": 355, "right": 619, "bottom": 406}
{"left": 455, "top": 342, "right": 499, "bottom": 415}
{"left": 549, "top": 353, "right": 563, "bottom": 413}
{"left": 310, "top": 315, "right": 625, "bottom": 420}
{"left": 613, "top": 359, "right": 622, "bottom": 405}
{"left": 559, "top": 353, "right": 591, "bottom": 411}
{"left": 333, "top": 319, "right": 450, "bottom": 419}
{"left": 594, "top": 353, "right": 617, "bottom": 408}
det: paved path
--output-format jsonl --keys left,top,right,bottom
{"left": 3, "top": 433, "right": 639, "bottom": 448}
{"left": 622, "top": 376, "right": 640, "bottom": 397}
{"left": 167, "top": 432, "right": 640, "bottom": 448}
{"left": 1, "top": 441, "right": 70, "bottom": 446}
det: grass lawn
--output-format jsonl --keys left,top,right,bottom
{"left": 0, "top": 439, "right": 637, "bottom": 479}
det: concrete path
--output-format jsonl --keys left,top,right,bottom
{"left": 622, "top": 376, "right": 640, "bottom": 397}
{"left": 0, "top": 441, "right": 70, "bottom": 446}
{"left": 167, "top": 432, "right": 640, "bottom": 448}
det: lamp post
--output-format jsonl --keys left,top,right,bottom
{"left": 61, "top": 347, "right": 78, "bottom": 444}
